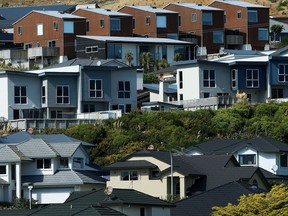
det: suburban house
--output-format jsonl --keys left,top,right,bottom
{"left": 76, "top": 35, "right": 193, "bottom": 67}
{"left": 73, "top": 8, "right": 133, "bottom": 37}
{"left": 185, "top": 136, "right": 288, "bottom": 176}
{"left": 12, "top": 10, "right": 87, "bottom": 67}
{"left": 210, "top": 0, "right": 270, "bottom": 51}
{"left": 270, "top": 16, "right": 288, "bottom": 43}
{"left": 105, "top": 150, "right": 270, "bottom": 201}
{"left": 0, "top": 131, "right": 106, "bottom": 204}
{"left": 118, "top": 5, "right": 179, "bottom": 39}
{"left": 0, "top": 61, "right": 140, "bottom": 129}
{"left": 164, "top": 2, "right": 225, "bottom": 55}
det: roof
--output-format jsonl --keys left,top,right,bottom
{"left": 0, "top": 33, "right": 13, "bottom": 42}
{"left": 122, "top": 5, "right": 178, "bottom": 14}
{"left": 76, "top": 8, "right": 132, "bottom": 16}
{"left": 0, "top": 178, "right": 9, "bottom": 185}
{"left": 49, "top": 142, "right": 81, "bottom": 157}
{"left": 77, "top": 35, "right": 192, "bottom": 45}
{"left": 167, "top": 2, "right": 223, "bottom": 11}
{"left": 0, "top": 4, "right": 76, "bottom": 29}
{"left": 105, "top": 160, "right": 157, "bottom": 170}
{"left": 211, "top": 0, "right": 269, "bottom": 8}
{"left": 143, "top": 83, "right": 177, "bottom": 94}
{"left": 172, "top": 181, "right": 265, "bottom": 216}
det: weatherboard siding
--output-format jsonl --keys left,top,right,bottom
{"left": 0, "top": 75, "right": 8, "bottom": 119}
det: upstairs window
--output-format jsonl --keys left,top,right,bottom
{"left": 213, "top": 31, "right": 224, "bottom": 43}
{"left": 0, "top": 165, "right": 6, "bottom": 174}
{"left": 239, "top": 154, "right": 256, "bottom": 165}
{"left": 121, "top": 171, "right": 138, "bottom": 181}
{"left": 37, "top": 159, "right": 51, "bottom": 169}
{"left": 60, "top": 158, "right": 69, "bottom": 168}
{"left": 89, "top": 79, "right": 103, "bottom": 98}
{"left": 85, "top": 46, "right": 98, "bottom": 53}
{"left": 63, "top": 21, "right": 74, "bottom": 33}
{"left": 179, "top": 71, "right": 183, "bottom": 89}
{"left": 156, "top": 15, "right": 167, "bottom": 28}
{"left": 48, "top": 40, "right": 56, "bottom": 47}
{"left": 100, "top": 19, "right": 104, "bottom": 28}
{"left": 258, "top": 28, "right": 268, "bottom": 41}
{"left": 56, "top": 85, "right": 69, "bottom": 104}
{"left": 248, "top": 10, "right": 258, "bottom": 23}
{"left": 202, "top": 12, "right": 212, "bottom": 25}
{"left": 86, "top": 21, "right": 90, "bottom": 32}
{"left": 246, "top": 69, "right": 259, "bottom": 88}
{"left": 279, "top": 64, "right": 288, "bottom": 82}
{"left": 203, "top": 70, "right": 215, "bottom": 87}
{"left": 118, "top": 81, "right": 130, "bottom": 98}
{"left": 280, "top": 153, "right": 288, "bottom": 167}
{"left": 14, "top": 86, "right": 27, "bottom": 104}
{"left": 107, "top": 44, "right": 122, "bottom": 59}
{"left": 53, "top": 21, "right": 58, "bottom": 30}
{"left": 110, "top": 18, "right": 120, "bottom": 31}
{"left": 237, "top": 10, "right": 242, "bottom": 19}
{"left": 231, "top": 69, "right": 237, "bottom": 88}
{"left": 37, "top": 24, "right": 43, "bottom": 36}
{"left": 73, "top": 158, "right": 84, "bottom": 169}
{"left": 18, "top": 26, "right": 22, "bottom": 35}
{"left": 192, "top": 13, "right": 197, "bottom": 22}
{"left": 42, "top": 86, "right": 46, "bottom": 104}
{"left": 146, "top": 16, "right": 150, "bottom": 25}
{"left": 132, "top": 18, "right": 136, "bottom": 29}
{"left": 178, "top": 15, "right": 181, "bottom": 27}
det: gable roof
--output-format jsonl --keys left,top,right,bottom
{"left": 211, "top": 0, "right": 269, "bottom": 8}
{"left": 105, "top": 160, "right": 158, "bottom": 170}
{"left": 172, "top": 181, "right": 265, "bottom": 216}
{"left": 121, "top": 5, "right": 178, "bottom": 14}
{"left": 167, "top": 2, "right": 223, "bottom": 11}
{"left": 75, "top": 8, "right": 132, "bottom": 16}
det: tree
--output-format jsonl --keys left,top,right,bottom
{"left": 212, "top": 184, "right": 288, "bottom": 216}
{"left": 271, "top": 24, "right": 284, "bottom": 42}
{"left": 143, "top": 72, "right": 159, "bottom": 84}
{"left": 140, "top": 52, "right": 151, "bottom": 72}
{"left": 124, "top": 51, "right": 133, "bottom": 66}
{"left": 276, "top": 0, "right": 288, "bottom": 15}
{"left": 154, "top": 58, "right": 169, "bottom": 70}
{"left": 173, "top": 52, "right": 182, "bottom": 62}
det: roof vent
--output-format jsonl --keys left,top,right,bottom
{"left": 198, "top": 4, "right": 202, "bottom": 6}
{"left": 152, "top": 6, "right": 157, "bottom": 9}
{"left": 106, "top": 9, "right": 111, "bottom": 12}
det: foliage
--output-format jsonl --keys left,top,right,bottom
{"left": 143, "top": 72, "right": 159, "bottom": 84}
{"left": 276, "top": 0, "right": 288, "bottom": 14}
{"left": 173, "top": 52, "right": 182, "bottom": 62}
{"left": 139, "top": 52, "right": 151, "bottom": 72}
{"left": 12, "top": 197, "right": 36, "bottom": 209}
{"left": 271, "top": 24, "right": 284, "bottom": 42}
{"left": 212, "top": 184, "right": 288, "bottom": 215}
{"left": 154, "top": 58, "right": 169, "bottom": 70}
{"left": 124, "top": 51, "right": 133, "bottom": 66}
{"left": 275, "top": 38, "right": 288, "bottom": 48}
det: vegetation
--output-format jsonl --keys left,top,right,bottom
{"left": 271, "top": 24, "right": 284, "bottom": 42}
{"left": 139, "top": 52, "right": 151, "bottom": 72}
{"left": 212, "top": 184, "right": 288, "bottom": 215}
{"left": 143, "top": 72, "right": 159, "bottom": 84}
{"left": 124, "top": 51, "right": 133, "bottom": 66}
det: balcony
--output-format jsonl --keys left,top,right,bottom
{"left": 28, "top": 47, "right": 59, "bottom": 59}
{"left": 226, "top": 35, "right": 243, "bottom": 45}
{"left": 0, "top": 49, "right": 27, "bottom": 59}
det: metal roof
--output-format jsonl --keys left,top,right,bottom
{"left": 212, "top": 0, "right": 269, "bottom": 8}
{"left": 33, "top": 10, "right": 85, "bottom": 19}
{"left": 123, "top": 5, "right": 178, "bottom": 14}
{"left": 168, "top": 2, "right": 223, "bottom": 11}
{"left": 76, "top": 8, "right": 132, "bottom": 16}
{"left": 105, "top": 160, "right": 158, "bottom": 170}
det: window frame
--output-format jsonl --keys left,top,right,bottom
{"left": 89, "top": 79, "right": 103, "bottom": 98}
{"left": 110, "top": 18, "right": 121, "bottom": 31}
{"left": 36, "top": 159, "right": 52, "bottom": 169}
{"left": 85, "top": 46, "right": 98, "bottom": 53}
{"left": 60, "top": 158, "right": 69, "bottom": 168}
{"left": 258, "top": 28, "right": 268, "bottom": 41}
{"left": 0, "top": 165, "right": 6, "bottom": 175}
{"left": 100, "top": 19, "right": 104, "bottom": 28}
{"left": 42, "top": 86, "right": 46, "bottom": 104}
{"left": 192, "top": 13, "right": 197, "bottom": 22}
{"left": 278, "top": 64, "right": 288, "bottom": 82}
{"left": 202, "top": 12, "right": 212, "bottom": 25}
{"left": 237, "top": 10, "right": 242, "bottom": 19}
{"left": 18, "top": 26, "right": 22, "bottom": 35}
{"left": 179, "top": 71, "right": 183, "bottom": 89}
{"left": 156, "top": 15, "right": 167, "bottom": 28}
{"left": 53, "top": 21, "right": 58, "bottom": 30}
{"left": 145, "top": 16, "right": 150, "bottom": 25}
{"left": 246, "top": 69, "right": 259, "bottom": 88}
{"left": 248, "top": 10, "right": 258, "bottom": 23}
{"left": 120, "top": 170, "right": 138, "bottom": 181}
{"left": 118, "top": 81, "right": 130, "bottom": 98}
{"left": 203, "top": 70, "right": 216, "bottom": 88}
{"left": 56, "top": 85, "right": 70, "bottom": 104}
{"left": 86, "top": 21, "right": 90, "bottom": 32}
{"left": 14, "top": 86, "right": 27, "bottom": 104}
{"left": 73, "top": 157, "right": 84, "bottom": 169}
{"left": 37, "top": 23, "right": 43, "bottom": 36}
{"left": 239, "top": 154, "right": 256, "bottom": 165}
{"left": 63, "top": 21, "right": 74, "bottom": 33}
{"left": 231, "top": 69, "right": 237, "bottom": 88}
{"left": 213, "top": 31, "right": 224, "bottom": 44}
{"left": 48, "top": 40, "right": 56, "bottom": 47}
{"left": 280, "top": 153, "right": 288, "bottom": 167}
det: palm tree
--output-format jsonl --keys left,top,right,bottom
{"left": 271, "top": 24, "right": 284, "bottom": 42}
{"left": 140, "top": 52, "right": 151, "bottom": 72}
{"left": 173, "top": 53, "right": 182, "bottom": 62}
{"left": 124, "top": 51, "right": 133, "bottom": 66}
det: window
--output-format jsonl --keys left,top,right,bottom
{"left": 248, "top": 10, "right": 258, "bottom": 23}
{"left": 192, "top": 13, "right": 197, "bottom": 22}
{"left": 156, "top": 15, "right": 167, "bottom": 28}
{"left": 83, "top": 104, "right": 95, "bottom": 113}
{"left": 246, "top": 69, "right": 259, "bottom": 88}
{"left": 203, "top": 70, "right": 216, "bottom": 87}
{"left": 37, "top": 24, "right": 43, "bottom": 35}
{"left": 231, "top": 69, "right": 237, "bottom": 88}
{"left": 100, "top": 19, "right": 104, "bottom": 28}
{"left": 258, "top": 28, "right": 268, "bottom": 41}
{"left": 278, "top": 65, "right": 288, "bottom": 82}
{"left": 0, "top": 165, "right": 6, "bottom": 174}
{"left": 202, "top": 12, "right": 212, "bottom": 25}
{"left": 86, "top": 21, "right": 90, "bottom": 32}
{"left": 73, "top": 158, "right": 84, "bottom": 169}
{"left": 237, "top": 10, "right": 242, "bottom": 19}
{"left": 53, "top": 21, "right": 58, "bottom": 30}
{"left": 110, "top": 18, "right": 120, "bottom": 31}
{"left": 204, "top": 92, "right": 210, "bottom": 98}
{"left": 14, "top": 86, "right": 27, "bottom": 104}
{"left": 239, "top": 154, "right": 256, "bottom": 165}
{"left": 85, "top": 46, "right": 98, "bottom": 53}
{"left": 280, "top": 153, "right": 288, "bottom": 167}
{"left": 107, "top": 44, "right": 122, "bottom": 59}
{"left": 51, "top": 110, "right": 62, "bottom": 119}
{"left": 60, "top": 158, "right": 69, "bottom": 168}
{"left": 42, "top": 86, "right": 46, "bottom": 104}
{"left": 24, "top": 43, "right": 32, "bottom": 50}
{"left": 120, "top": 171, "right": 138, "bottom": 181}
{"left": 48, "top": 40, "right": 56, "bottom": 47}
{"left": 63, "top": 21, "right": 74, "bottom": 33}
{"left": 89, "top": 79, "right": 103, "bottom": 98}
{"left": 178, "top": 15, "right": 181, "bottom": 27}
{"left": 18, "top": 26, "right": 22, "bottom": 35}
{"left": 179, "top": 94, "right": 183, "bottom": 101}
{"left": 56, "top": 86, "right": 69, "bottom": 104}
{"left": 176, "top": 182, "right": 180, "bottom": 195}
{"left": 213, "top": 31, "right": 224, "bottom": 43}
{"left": 145, "top": 16, "right": 150, "bottom": 25}
{"left": 37, "top": 159, "right": 51, "bottom": 169}
{"left": 118, "top": 81, "right": 130, "bottom": 98}
{"left": 179, "top": 71, "right": 183, "bottom": 89}
{"left": 272, "top": 88, "right": 283, "bottom": 99}
{"left": 140, "top": 208, "right": 145, "bottom": 216}
{"left": 132, "top": 18, "right": 136, "bottom": 29}
{"left": 174, "top": 45, "right": 189, "bottom": 61}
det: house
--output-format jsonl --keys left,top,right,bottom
{"left": 270, "top": 16, "right": 288, "bottom": 42}
{"left": 118, "top": 5, "right": 179, "bottom": 39}
{"left": 105, "top": 150, "right": 270, "bottom": 201}
{"left": 76, "top": 35, "right": 193, "bottom": 67}
{"left": 12, "top": 10, "right": 87, "bottom": 66}
{"left": 185, "top": 136, "right": 288, "bottom": 176}
{"left": 164, "top": 2, "right": 225, "bottom": 55}
{"left": 0, "top": 131, "right": 106, "bottom": 204}
{"left": 72, "top": 8, "right": 133, "bottom": 37}
{"left": 210, "top": 0, "right": 270, "bottom": 51}
{"left": 0, "top": 62, "right": 140, "bottom": 129}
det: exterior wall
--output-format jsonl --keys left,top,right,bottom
{"left": 21, "top": 159, "right": 55, "bottom": 176}
{"left": 235, "top": 147, "right": 257, "bottom": 166}
{"left": 72, "top": 147, "right": 89, "bottom": 169}
{"left": 270, "top": 58, "right": 288, "bottom": 86}
{"left": 76, "top": 37, "right": 106, "bottom": 59}
{"left": 109, "top": 205, "right": 170, "bottom": 216}
{"left": 150, "top": 92, "right": 160, "bottom": 102}
{"left": 0, "top": 75, "right": 9, "bottom": 119}
{"left": 258, "top": 152, "right": 277, "bottom": 173}
{"left": 178, "top": 66, "right": 200, "bottom": 100}
{"left": 156, "top": 13, "right": 179, "bottom": 38}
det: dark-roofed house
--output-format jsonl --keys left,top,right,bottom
{"left": 185, "top": 136, "right": 288, "bottom": 176}
{"left": 105, "top": 150, "right": 270, "bottom": 201}
{"left": 0, "top": 131, "right": 106, "bottom": 204}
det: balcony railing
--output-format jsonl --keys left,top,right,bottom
{"left": 226, "top": 35, "right": 244, "bottom": 45}
{"left": 0, "top": 49, "right": 27, "bottom": 59}
{"left": 28, "top": 47, "right": 59, "bottom": 58}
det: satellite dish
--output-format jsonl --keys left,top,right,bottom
{"left": 104, "top": 186, "right": 113, "bottom": 196}
{"left": 272, "top": 164, "right": 278, "bottom": 172}
{"left": 97, "top": 60, "right": 101, "bottom": 66}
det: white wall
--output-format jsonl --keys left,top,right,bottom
{"left": 178, "top": 66, "right": 200, "bottom": 100}
{"left": 110, "top": 205, "right": 171, "bottom": 216}
{"left": 258, "top": 152, "right": 277, "bottom": 174}
{"left": 0, "top": 76, "right": 9, "bottom": 119}
{"left": 235, "top": 147, "right": 257, "bottom": 165}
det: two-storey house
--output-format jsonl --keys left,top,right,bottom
{"left": 118, "top": 5, "right": 179, "bottom": 39}
{"left": 164, "top": 2, "right": 225, "bottom": 55}
{"left": 0, "top": 131, "right": 106, "bottom": 204}
{"left": 72, "top": 8, "right": 133, "bottom": 37}
{"left": 13, "top": 10, "right": 87, "bottom": 66}
{"left": 210, "top": 0, "right": 270, "bottom": 51}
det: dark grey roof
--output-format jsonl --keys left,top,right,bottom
{"left": 0, "top": 4, "right": 76, "bottom": 29}
{"left": 74, "top": 170, "right": 107, "bottom": 184}
{"left": 105, "top": 160, "right": 157, "bottom": 170}
{"left": 0, "top": 33, "right": 13, "bottom": 42}
{"left": 172, "top": 181, "right": 265, "bottom": 216}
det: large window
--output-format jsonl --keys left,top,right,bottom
{"left": 203, "top": 70, "right": 215, "bottom": 87}
{"left": 202, "top": 12, "right": 212, "bottom": 25}
{"left": 156, "top": 15, "right": 167, "bottom": 28}
{"left": 56, "top": 86, "right": 69, "bottom": 104}
{"left": 73, "top": 158, "right": 84, "bottom": 169}
{"left": 174, "top": 45, "right": 189, "bottom": 61}
{"left": 63, "top": 21, "right": 74, "bottom": 33}
{"left": 179, "top": 71, "right": 183, "bottom": 89}
{"left": 239, "top": 154, "right": 256, "bottom": 165}
{"left": 89, "top": 79, "right": 103, "bottom": 98}
{"left": 279, "top": 64, "right": 288, "bottom": 82}
{"left": 60, "top": 158, "right": 69, "bottom": 168}
{"left": 42, "top": 86, "right": 46, "bottom": 104}
{"left": 110, "top": 18, "right": 121, "bottom": 31}
{"left": 118, "top": 81, "right": 130, "bottom": 98}
{"left": 258, "top": 28, "right": 268, "bottom": 41}
{"left": 213, "top": 31, "right": 224, "bottom": 43}
{"left": 0, "top": 165, "right": 6, "bottom": 174}
{"left": 246, "top": 69, "right": 259, "bottom": 88}
{"left": 37, "top": 24, "right": 43, "bottom": 36}
{"left": 14, "top": 86, "right": 27, "bottom": 104}
{"left": 248, "top": 10, "right": 258, "bottom": 23}
{"left": 37, "top": 159, "right": 51, "bottom": 169}
{"left": 120, "top": 171, "right": 138, "bottom": 181}
{"left": 107, "top": 44, "right": 122, "bottom": 59}
{"left": 280, "top": 153, "right": 288, "bottom": 167}
{"left": 231, "top": 69, "right": 237, "bottom": 88}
